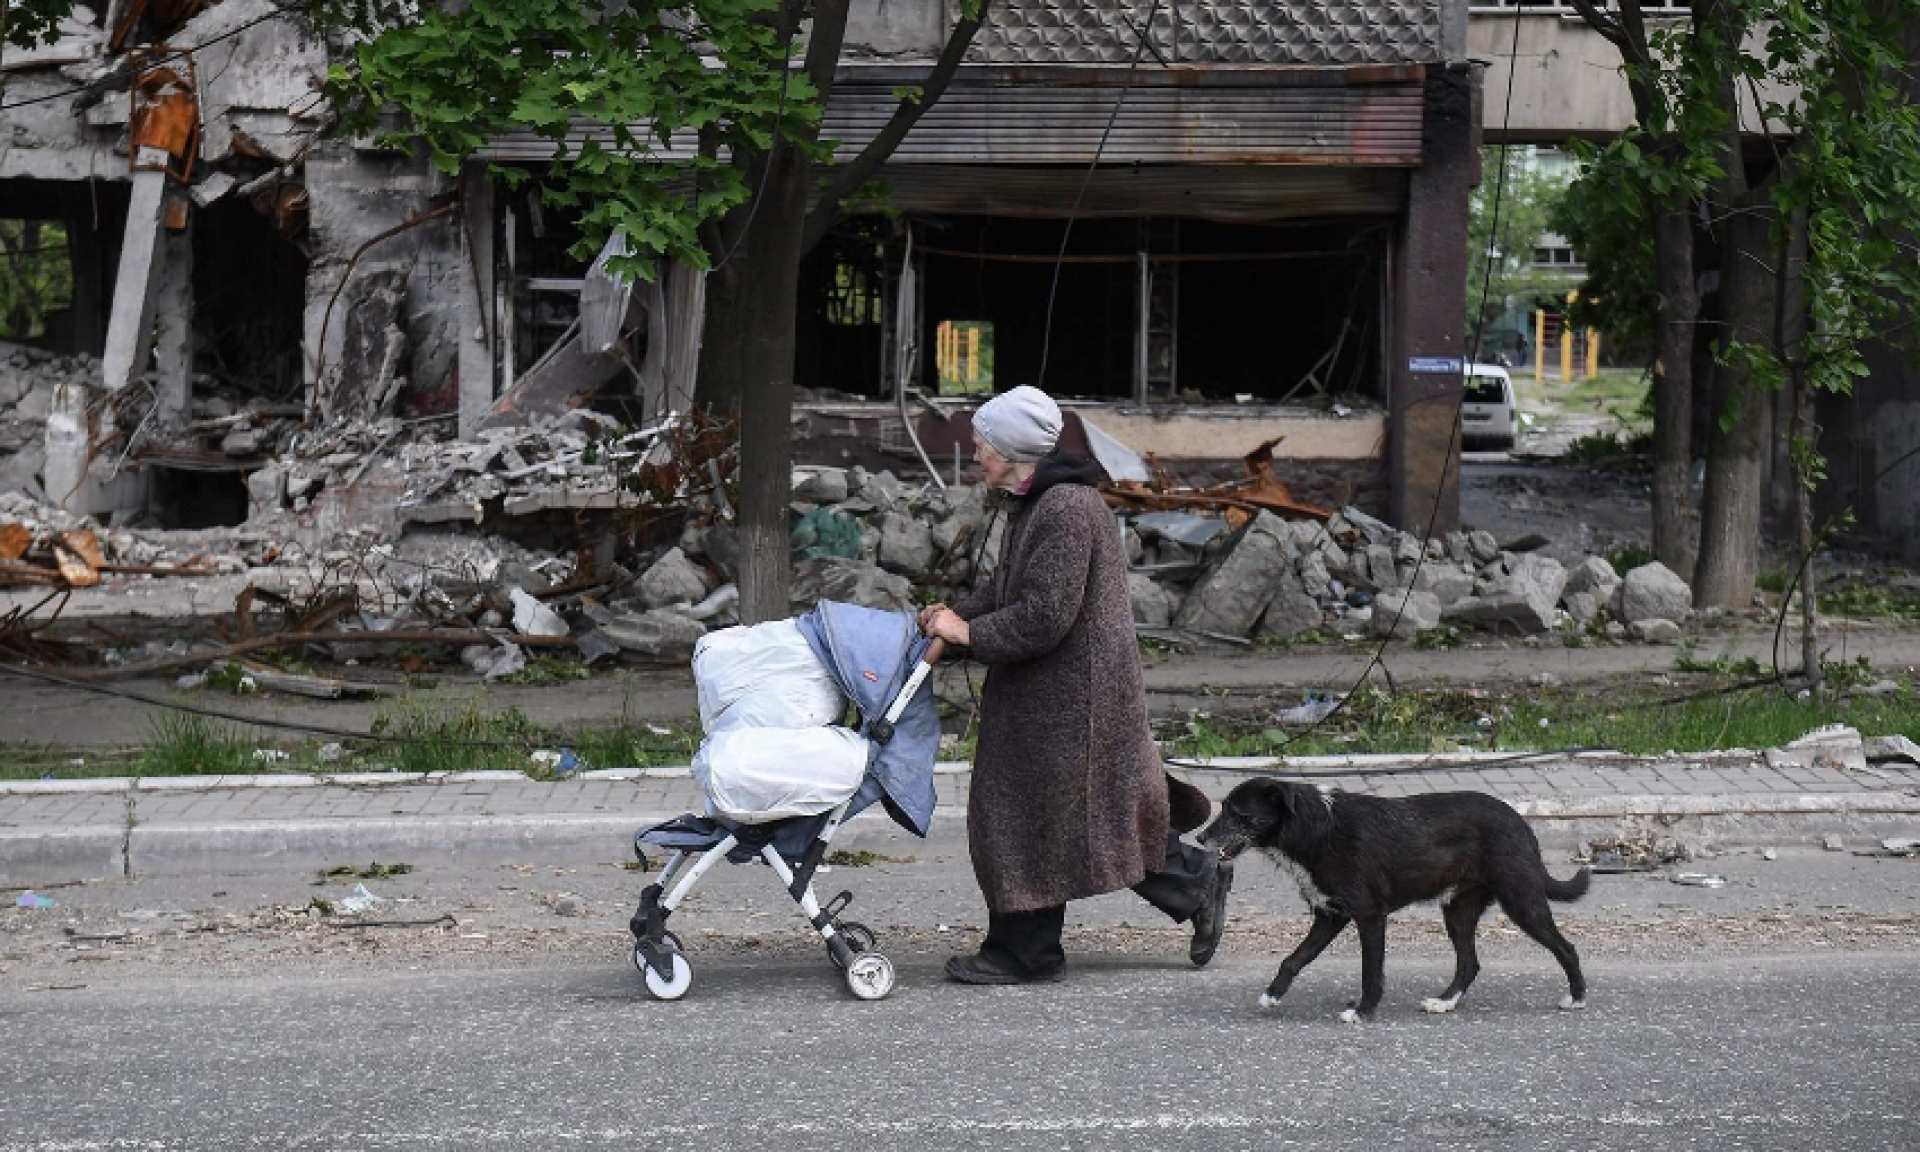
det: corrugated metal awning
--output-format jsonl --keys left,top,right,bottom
{"left": 477, "top": 64, "right": 1426, "bottom": 167}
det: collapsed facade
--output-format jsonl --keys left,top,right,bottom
{"left": 2, "top": 0, "right": 1482, "bottom": 539}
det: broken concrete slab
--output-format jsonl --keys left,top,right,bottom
{"left": 877, "top": 510, "right": 935, "bottom": 577}
{"left": 1628, "top": 618, "right": 1683, "bottom": 644}
{"left": 1616, "top": 562, "right": 1693, "bottom": 624}
{"left": 1255, "top": 575, "right": 1325, "bottom": 640}
{"left": 1564, "top": 555, "right": 1620, "bottom": 599}
{"left": 789, "top": 558, "right": 915, "bottom": 613}
{"left": 599, "top": 609, "right": 707, "bottom": 660}
{"left": 1766, "top": 725, "right": 1869, "bottom": 775}
{"left": 1173, "top": 510, "right": 1290, "bottom": 638}
{"left": 1128, "top": 571, "right": 1173, "bottom": 628}
{"left": 637, "top": 547, "right": 711, "bottom": 610}
{"left": 508, "top": 587, "right": 568, "bottom": 638}
{"left": 1863, "top": 734, "right": 1920, "bottom": 765}
{"left": 1369, "top": 587, "right": 1443, "bottom": 639}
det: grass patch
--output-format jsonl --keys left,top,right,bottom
{"left": 1557, "top": 369, "right": 1652, "bottom": 416}
{"left": 1673, "top": 643, "right": 1765, "bottom": 678}
{"left": 0, "top": 745, "right": 145, "bottom": 781}
{"left": 1159, "top": 680, "right": 1919, "bottom": 760}
{"left": 370, "top": 696, "right": 549, "bottom": 773}
{"left": 501, "top": 656, "right": 595, "bottom": 686}
{"left": 1565, "top": 428, "right": 1654, "bottom": 466}
{"left": 138, "top": 713, "right": 256, "bottom": 775}
{"left": 1819, "top": 581, "right": 1920, "bottom": 622}
{"left": 1607, "top": 544, "right": 1654, "bottom": 574}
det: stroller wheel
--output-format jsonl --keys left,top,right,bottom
{"left": 638, "top": 949, "right": 694, "bottom": 1000}
{"left": 827, "top": 921, "right": 877, "bottom": 969}
{"left": 844, "top": 952, "right": 895, "bottom": 1001}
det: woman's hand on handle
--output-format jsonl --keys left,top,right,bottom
{"left": 919, "top": 605, "right": 970, "bottom": 648}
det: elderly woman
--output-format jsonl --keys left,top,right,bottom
{"left": 921, "top": 386, "right": 1233, "bottom": 984}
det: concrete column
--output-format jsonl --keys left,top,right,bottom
{"left": 456, "top": 163, "right": 495, "bottom": 438}
{"left": 1388, "top": 65, "right": 1478, "bottom": 535}
{"left": 100, "top": 149, "right": 172, "bottom": 395}
{"left": 152, "top": 209, "right": 195, "bottom": 424}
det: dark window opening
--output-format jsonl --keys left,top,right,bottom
{"left": 148, "top": 467, "right": 249, "bottom": 529}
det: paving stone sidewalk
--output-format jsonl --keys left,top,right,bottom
{"left": 4, "top": 751, "right": 1918, "bottom": 882}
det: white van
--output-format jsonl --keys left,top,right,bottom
{"left": 1461, "top": 363, "right": 1518, "bottom": 450}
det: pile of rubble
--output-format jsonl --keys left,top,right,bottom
{"left": 1146, "top": 504, "right": 1695, "bottom": 644}
{"left": 0, "top": 343, "right": 93, "bottom": 500}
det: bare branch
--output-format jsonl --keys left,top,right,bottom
{"left": 800, "top": 0, "right": 994, "bottom": 255}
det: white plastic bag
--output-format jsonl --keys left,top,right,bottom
{"left": 693, "top": 619, "right": 844, "bottom": 732}
{"left": 693, "top": 726, "right": 871, "bottom": 824}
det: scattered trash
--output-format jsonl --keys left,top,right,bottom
{"left": 251, "top": 748, "right": 290, "bottom": 764}
{"left": 338, "top": 883, "right": 384, "bottom": 914}
{"left": 1762, "top": 848, "right": 1777, "bottom": 861}
{"left": 1822, "top": 834, "right": 1846, "bottom": 852}
{"left": 1670, "top": 873, "right": 1727, "bottom": 888}
{"left": 317, "top": 742, "right": 346, "bottom": 763}
{"left": 1272, "top": 698, "right": 1340, "bottom": 727}
{"left": 1582, "top": 834, "right": 1690, "bottom": 872}
{"left": 14, "top": 891, "right": 55, "bottom": 909}
{"left": 322, "top": 862, "right": 412, "bottom": 880}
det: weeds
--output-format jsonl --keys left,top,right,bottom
{"left": 502, "top": 656, "right": 594, "bottom": 686}
{"left": 1607, "top": 544, "right": 1655, "bottom": 575}
{"left": 370, "top": 695, "right": 550, "bottom": 773}
{"left": 1820, "top": 581, "right": 1920, "bottom": 622}
{"left": 1565, "top": 429, "right": 1653, "bottom": 466}
{"left": 1158, "top": 680, "right": 1920, "bottom": 761}
{"left": 1673, "top": 643, "right": 1765, "bottom": 678}
{"left": 138, "top": 713, "right": 255, "bottom": 775}
{"left": 321, "top": 862, "right": 414, "bottom": 880}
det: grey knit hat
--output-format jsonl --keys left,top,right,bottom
{"left": 971, "top": 386, "right": 1063, "bottom": 464}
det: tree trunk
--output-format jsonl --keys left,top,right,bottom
{"left": 1693, "top": 209, "right": 1773, "bottom": 608}
{"left": 1650, "top": 204, "right": 1699, "bottom": 580}
{"left": 695, "top": 262, "right": 745, "bottom": 414}
{"left": 733, "top": 151, "right": 810, "bottom": 625}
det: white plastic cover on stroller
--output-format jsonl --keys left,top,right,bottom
{"left": 630, "top": 600, "right": 944, "bottom": 1001}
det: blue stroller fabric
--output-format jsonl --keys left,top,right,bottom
{"left": 638, "top": 601, "right": 940, "bottom": 862}
{"left": 794, "top": 600, "right": 941, "bottom": 837}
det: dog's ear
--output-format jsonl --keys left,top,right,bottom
{"left": 1240, "top": 778, "right": 1292, "bottom": 826}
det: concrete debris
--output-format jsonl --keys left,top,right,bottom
{"left": 1862, "top": 735, "right": 1920, "bottom": 766}
{"left": 1615, "top": 562, "right": 1694, "bottom": 624}
{"left": 508, "top": 588, "right": 568, "bottom": 638}
{"left": 636, "top": 547, "right": 712, "bottom": 611}
{"left": 598, "top": 608, "right": 707, "bottom": 661}
{"left": 1766, "top": 726, "right": 1869, "bottom": 775}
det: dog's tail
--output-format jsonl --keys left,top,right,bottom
{"left": 1544, "top": 867, "right": 1592, "bottom": 902}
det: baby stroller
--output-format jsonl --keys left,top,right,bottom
{"left": 629, "top": 601, "right": 945, "bottom": 1002}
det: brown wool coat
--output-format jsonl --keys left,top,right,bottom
{"left": 954, "top": 473, "right": 1172, "bottom": 912}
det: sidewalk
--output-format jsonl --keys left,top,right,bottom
{"left": 5, "top": 750, "right": 1918, "bottom": 882}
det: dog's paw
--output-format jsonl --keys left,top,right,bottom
{"left": 1559, "top": 995, "right": 1588, "bottom": 1012}
{"left": 1258, "top": 992, "right": 1282, "bottom": 1010}
{"left": 1420, "top": 995, "right": 1461, "bottom": 1015}
{"left": 1338, "top": 1007, "right": 1366, "bottom": 1024}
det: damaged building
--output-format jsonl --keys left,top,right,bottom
{"left": 8, "top": 0, "right": 1914, "bottom": 559}
{"left": 2, "top": 0, "right": 1475, "bottom": 538}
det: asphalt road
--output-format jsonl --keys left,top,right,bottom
{"left": 2, "top": 851, "right": 1918, "bottom": 1150}
{"left": 0, "top": 951, "right": 1914, "bottom": 1150}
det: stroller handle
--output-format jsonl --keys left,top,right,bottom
{"left": 871, "top": 636, "right": 947, "bottom": 742}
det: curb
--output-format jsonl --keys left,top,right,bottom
{"left": 5, "top": 795, "right": 1919, "bottom": 881}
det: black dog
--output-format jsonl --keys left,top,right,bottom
{"left": 1199, "top": 779, "right": 1590, "bottom": 1022}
